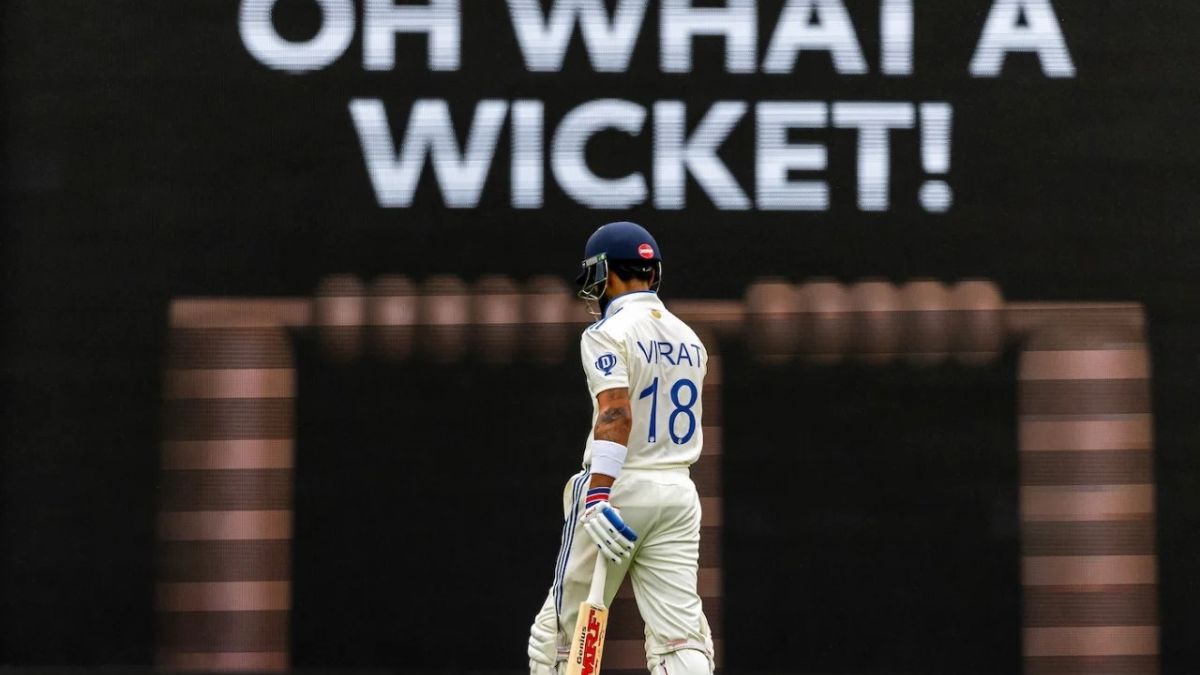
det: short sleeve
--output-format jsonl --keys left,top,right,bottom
{"left": 580, "top": 327, "right": 629, "bottom": 398}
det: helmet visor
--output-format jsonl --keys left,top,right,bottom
{"left": 576, "top": 252, "right": 609, "bottom": 302}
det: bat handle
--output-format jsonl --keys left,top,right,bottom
{"left": 587, "top": 554, "right": 608, "bottom": 609}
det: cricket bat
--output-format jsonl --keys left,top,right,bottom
{"left": 565, "top": 555, "right": 609, "bottom": 675}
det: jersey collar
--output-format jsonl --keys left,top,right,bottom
{"left": 603, "top": 290, "right": 660, "bottom": 318}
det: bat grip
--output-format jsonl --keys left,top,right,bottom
{"left": 587, "top": 554, "right": 608, "bottom": 609}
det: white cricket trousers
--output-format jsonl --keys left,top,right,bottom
{"left": 528, "top": 467, "right": 715, "bottom": 675}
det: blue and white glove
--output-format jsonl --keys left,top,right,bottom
{"left": 580, "top": 487, "right": 638, "bottom": 564}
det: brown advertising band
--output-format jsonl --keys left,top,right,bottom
{"left": 159, "top": 322, "right": 299, "bottom": 673}
{"left": 156, "top": 276, "right": 1159, "bottom": 675}
{"left": 1018, "top": 331, "right": 1158, "bottom": 675}
{"left": 743, "top": 278, "right": 1008, "bottom": 365}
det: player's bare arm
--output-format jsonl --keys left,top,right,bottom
{"left": 582, "top": 385, "right": 638, "bottom": 562}
{"left": 589, "top": 388, "right": 631, "bottom": 493}
{"left": 593, "top": 388, "right": 631, "bottom": 450}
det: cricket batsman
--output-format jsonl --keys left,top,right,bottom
{"left": 528, "top": 221, "right": 715, "bottom": 675}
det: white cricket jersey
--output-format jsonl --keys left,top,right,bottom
{"left": 579, "top": 291, "right": 707, "bottom": 471}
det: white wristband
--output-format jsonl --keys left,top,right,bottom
{"left": 590, "top": 440, "right": 628, "bottom": 479}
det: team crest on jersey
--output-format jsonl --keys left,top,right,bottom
{"left": 651, "top": 310, "right": 662, "bottom": 319}
{"left": 595, "top": 353, "right": 617, "bottom": 376}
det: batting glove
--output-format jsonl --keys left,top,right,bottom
{"left": 580, "top": 487, "right": 638, "bottom": 564}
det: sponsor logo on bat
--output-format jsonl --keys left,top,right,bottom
{"left": 576, "top": 608, "right": 602, "bottom": 675}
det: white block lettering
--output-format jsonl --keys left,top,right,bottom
{"left": 511, "top": 100, "right": 545, "bottom": 209}
{"left": 755, "top": 102, "right": 829, "bottom": 211}
{"left": 350, "top": 98, "right": 506, "bottom": 208}
{"left": 880, "top": 0, "right": 913, "bottom": 76}
{"left": 763, "top": 0, "right": 867, "bottom": 75}
{"left": 551, "top": 99, "right": 648, "bottom": 209}
{"left": 653, "top": 101, "right": 749, "bottom": 210}
{"left": 239, "top": 0, "right": 355, "bottom": 73}
{"left": 970, "top": 0, "right": 1076, "bottom": 77}
{"left": 832, "top": 102, "right": 915, "bottom": 211}
{"left": 660, "top": 0, "right": 757, "bottom": 73}
{"left": 507, "top": 0, "right": 648, "bottom": 72}
{"left": 363, "top": 0, "right": 461, "bottom": 71}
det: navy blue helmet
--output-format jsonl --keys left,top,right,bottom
{"left": 576, "top": 221, "right": 663, "bottom": 309}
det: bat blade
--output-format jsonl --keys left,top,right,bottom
{"left": 565, "top": 600, "right": 608, "bottom": 675}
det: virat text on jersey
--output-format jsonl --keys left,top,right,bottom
{"left": 635, "top": 341, "right": 703, "bottom": 367}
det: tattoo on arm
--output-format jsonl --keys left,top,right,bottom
{"left": 595, "top": 406, "right": 631, "bottom": 442}
{"left": 594, "top": 388, "right": 632, "bottom": 444}
{"left": 599, "top": 407, "right": 627, "bottom": 425}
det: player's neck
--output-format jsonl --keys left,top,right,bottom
{"left": 604, "top": 288, "right": 654, "bottom": 307}
{"left": 601, "top": 287, "right": 656, "bottom": 318}
{"left": 606, "top": 277, "right": 652, "bottom": 298}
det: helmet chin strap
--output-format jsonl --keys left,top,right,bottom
{"left": 583, "top": 291, "right": 611, "bottom": 319}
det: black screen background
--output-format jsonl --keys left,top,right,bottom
{"left": 3, "top": 1, "right": 1199, "bottom": 671}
